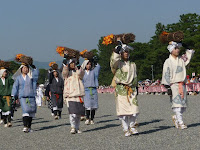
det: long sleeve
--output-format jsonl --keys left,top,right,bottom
{"left": 32, "top": 69, "right": 39, "bottom": 83}
{"left": 7, "top": 76, "right": 14, "bottom": 95}
{"left": 182, "top": 49, "right": 195, "bottom": 66}
{"left": 11, "top": 77, "right": 19, "bottom": 97}
{"left": 50, "top": 80, "right": 56, "bottom": 94}
{"left": 62, "top": 66, "right": 69, "bottom": 79}
{"left": 110, "top": 52, "right": 121, "bottom": 74}
{"left": 161, "top": 60, "right": 171, "bottom": 86}
{"left": 94, "top": 63, "right": 100, "bottom": 77}
{"left": 132, "top": 64, "right": 137, "bottom": 87}
{"left": 45, "top": 84, "right": 50, "bottom": 97}
{"left": 78, "top": 68, "right": 85, "bottom": 80}
{"left": 32, "top": 69, "right": 39, "bottom": 96}
{"left": 94, "top": 63, "right": 100, "bottom": 87}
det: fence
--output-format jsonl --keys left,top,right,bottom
{"left": 138, "top": 83, "right": 200, "bottom": 94}
{"left": 97, "top": 83, "right": 200, "bottom": 94}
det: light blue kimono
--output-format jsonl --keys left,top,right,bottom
{"left": 82, "top": 64, "right": 100, "bottom": 110}
{"left": 12, "top": 69, "right": 39, "bottom": 115}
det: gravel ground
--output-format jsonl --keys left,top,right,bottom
{"left": 1, "top": 94, "right": 200, "bottom": 150}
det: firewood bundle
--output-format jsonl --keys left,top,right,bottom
{"left": 56, "top": 46, "right": 80, "bottom": 60}
{"left": 15, "top": 54, "right": 33, "bottom": 65}
{"left": 102, "top": 33, "right": 135, "bottom": 45}
{"left": 160, "top": 31, "right": 184, "bottom": 43}
{"left": 80, "top": 50, "right": 94, "bottom": 60}
{"left": 49, "top": 62, "right": 58, "bottom": 70}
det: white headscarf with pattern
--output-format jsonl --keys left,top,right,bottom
{"left": 167, "top": 41, "right": 182, "bottom": 53}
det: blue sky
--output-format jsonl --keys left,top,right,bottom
{"left": 0, "top": 0, "right": 200, "bottom": 62}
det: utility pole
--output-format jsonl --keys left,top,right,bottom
{"left": 151, "top": 65, "right": 154, "bottom": 82}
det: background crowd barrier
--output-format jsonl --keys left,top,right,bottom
{"left": 97, "top": 83, "right": 200, "bottom": 94}
{"left": 138, "top": 83, "right": 200, "bottom": 94}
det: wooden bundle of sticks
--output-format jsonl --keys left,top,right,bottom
{"left": 80, "top": 51, "right": 94, "bottom": 60}
{"left": 64, "top": 47, "right": 80, "bottom": 58}
{"left": 51, "top": 63, "right": 58, "bottom": 70}
{"left": 102, "top": 33, "right": 135, "bottom": 45}
{"left": 56, "top": 46, "right": 80, "bottom": 59}
{"left": 160, "top": 31, "right": 184, "bottom": 43}
{"left": 15, "top": 54, "right": 33, "bottom": 65}
{"left": 113, "top": 33, "right": 136, "bottom": 44}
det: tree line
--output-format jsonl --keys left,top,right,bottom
{"left": 5, "top": 13, "right": 200, "bottom": 85}
{"left": 98, "top": 13, "right": 200, "bottom": 85}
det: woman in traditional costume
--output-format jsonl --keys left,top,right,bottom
{"left": 161, "top": 41, "right": 194, "bottom": 129}
{"left": 62, "top": 51, "right": 85, "bottom": 134}
{"left": 0, "top": 61, "right": 14, "bottom": 127}
{"left": 48, "top": 62, "right": 64, "bottom": 120}
{"left": 110, "top": 39, "right": 139, "bottom": 137}
{"left": 81, "top": 56, "right": 100, "bottom": 125}
{"left": 12, "top": 54, "right": 39, "bottom": 133}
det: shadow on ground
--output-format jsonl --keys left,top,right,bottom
{"left": 84, "top": 124, "right": 120, "bottom": 132}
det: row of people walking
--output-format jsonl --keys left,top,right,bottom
{"left": 0, "top": 36, "right": 195, "bottom": 136}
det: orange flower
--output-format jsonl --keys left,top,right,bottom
{"left": 56, "top": 46, "right": 65, "bottom": 56}
{"left": 49, "top": 62, "right": 56, "bottom": 67}
{"left": 162, "top": 31, "right": 169, "bottom": 35}
{"left": 16, "top": 54, "right": 24, "bottom": 60}
{"left": 80, "top": 49, "right": 88, "bottom": 55}
{"left": 102, "top": 34, "right": 114, "bottom": 45}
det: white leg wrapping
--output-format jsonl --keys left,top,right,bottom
{"left": 173, "top": 107, "right": 184, "bottom": 124}
{"left": 119, "top": 116, "right": 129, "bottom": 131}
{"left": 129, "top": 114, "right": 137, "bottom": 128}
{"left": 69, "top": 114, "right": 76, "bottom": 128}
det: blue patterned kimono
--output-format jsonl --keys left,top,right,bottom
{"left": 161, "top": 50, "right": 194, "bottom": 108}
{"left": 12, "top": 69, "right": 39, "bottom": 116}
{"left": 82, "top": 64, "right": 100, "bottom": 110}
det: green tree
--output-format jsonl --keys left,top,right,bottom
{"left": 9, "top": 61, "right": 20, "bottom": 74}
{"left": 97, "top": 37, "right": 115, "bottom": 85}
{"left": 38, "top": 69, "right": 48, "bottom": 84}
{"left": 96, "top": 13, "right": 200, "bottom": 84}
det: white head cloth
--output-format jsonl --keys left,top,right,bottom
{"left": 12, "top": 65, "right": 32, "bottom": 80}
{"left": 167, "top": 41, "right": 182, "bottom": 53}
{"left": 121, "top": 44, "right": 134, "bottom": 52}
{"left": 115, "top": 42, "right": 134, "bottom": 53}
{"left": 0, "top": 69, "right": 7, "bottom": 78}
{"left": 81, "top": 60, "right": 89, "bottom": 70}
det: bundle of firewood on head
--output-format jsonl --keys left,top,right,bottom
{"left": 15, "top": 54, "right": 33, "bottom": 66}
{"left": 80, "top": 49, "right": 94, "bottom": 60}
{"left": 159, "top": 31, "right": 184, "bottom": 44}
{"left": 102, "top": 33, "right": 135, "bottom": 45}
{"left": 0, "top": 60, "right": 11, "bottom": 69}
{"left": 56, "top": 46, "right": 80, "bottom": 60}
{"left": 49, "top": 62, "right": 58, "bottom": 70}
{"left": 80, "top": 49, "right": 99, "bottom": 70}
